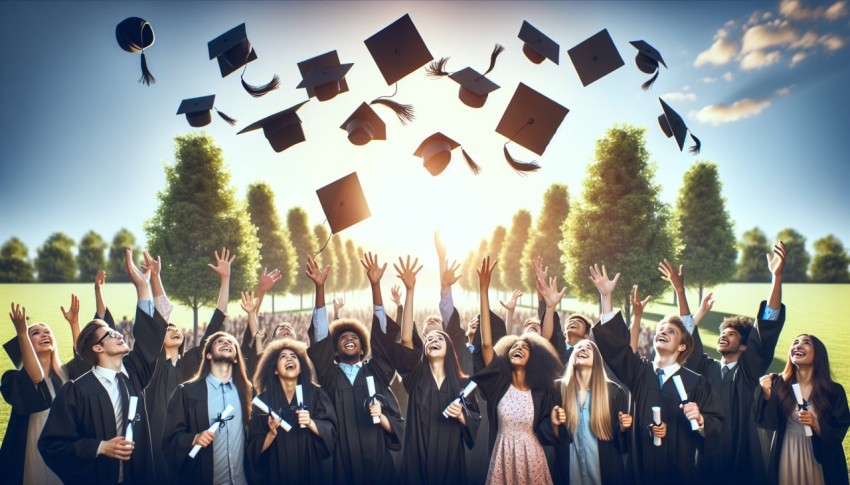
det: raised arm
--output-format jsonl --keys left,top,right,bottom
{"left": 439, "top": 260, "right": 462, "bottom": 326}
{"left": 126, "top": 249, "right": 151, "bottom": 303}
{"left": 240, "top": 291, "right": 261, "bottom": 353}
{"left": 659, "top": 259, "right": 689, "bottom": 314}
{"left": 306, "top": 256, "right": 330, "bottom": 310}
{"left": 10, "top": 304, "right": 43, "bottom": 383}
{"left": 766, "top": 241, "right": 785, "bottom": 310}
{"left": 333, "top": 296, "right": 345, "bottom": 321}
{"left": 255, "top": 267, "right": 282, "bottom": 312}
{"left": 629, "top": 285, "right": 652, "bottom": 352}
{"left": 589, "top": 264, "right": 620, "bottom": 316}
{"left": 60, "top": 294, "right": 81, "bottom": 349}
{"left": 390, "top": 284, "right": 403, "bottom": 325}
{"left": 207, "top": 247, "right": 236, "bottom": 313}
{"left": 531, "top": 256, "right": 549, "bottom": 320}
{"left": 498, "top": 289, "right": 522, "bottom": 333}
{"left": 477, "top": 256, "right": 498, "bottom": 366}
{"left": 94, "top": 270, "right": 106, "bottom": 319}
{"left": 537, "top": 276, "right": 567, "bottom": 340}
{"left": 361, "top": 251, "right": 385, "bottom": 307}
{"left": 394, "top": 255, "right": 423, "bottom": 349}
{"left": 693, "top": 292, "right": 715, "bottom": 327}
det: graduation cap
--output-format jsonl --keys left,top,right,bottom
{"left": 296, "top": 51, "right": 354, "bottom": 102}
{"left": 567, "top": 29, "right": 625, "bottom": 87}
{"left": 425, "top": 44, "right": 505, "bottom": 108}
{"left": 208, "top": 23, "right": 280, "bottom": 97}
{"left": 238, "top": 101, "right": 309, "bottom": 153}
{"left": 176, "top": 95, "right": 236, "bottom": 127}
{"left": 630, "top": 40, "right": 667, "bottom": 90}
{"left": 3, "top": 337, "right": 23, "bottom": 370}
{"left": 518, "top": 21, "right": 559, "bottom": 65}
{"left": 365, "top": 14, "right": 433, "bottom": 86}
{"left": 115, "top": 17, "right": 155, "bottom": 86}
{"left": 316, "top": 172, "right": 371, "bottom": 234}
{"left": 495, "top": 83, "right": 569, "bottom": 174}
{"left": 413, "top": 133, "right": 480, "bottom": 176}
{"left": 658, "top": 98, "right": 701, "bottom": 154}
{"left": 340, "top": 102, "right": 386, "bottom": 146}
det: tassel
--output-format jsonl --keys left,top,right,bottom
{"left": 688, "top": 133, "right": 701, "bottom": 155}
{"left": 503, "top": 146, "right": 540, "bottom": 175}
{"left": 641, "top": 70, "right": 659, "bottom": 91}
{"left": 425, "top": 57, "right": 451, "bottom": 78}
{"left": 482, "top": 44, "right": 505, "bottom": 77}
{"left": 241, "top": 74, "right": 281, "bottom": 98}
{"left": 215, "top": 109, "right": 237, "bottom": 126}
{"left": 139, "top": 52, "right": 155, "bottom": 86}
{"left": 461, "top": 148, "right": 481, "bottom": 175}
{"left": 371, "top": 98, "right": 415, "bottom": 125}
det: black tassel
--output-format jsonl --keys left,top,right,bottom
{"left": 461, "top": 148, "right": 481, "bottom": 175}
{"left": 215, "top": 109, "right": 237, "bottom": 126}
{"left": 482, "top": 44, "right": 505, "bottom": 77}
{"left": 241, "top": 74, "right": 281, "bottom": 98}
{"left": 425, "top": 57, "right": 451, "bottom": 78}
{"left": 688, "top": 133, "right": 701, "bottom": 155}
{"left": 139, "top": 52, "right": 155, "bottom": 86}
{"left": 371, "top": 98, "right": 415, "bottom": 125}
{"left": 503, "top": 146, "right": 540, "bottom": 175}
{"left": 641, "top": 70, "right": 659, "bottom": 91}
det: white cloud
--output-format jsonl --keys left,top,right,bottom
{"left": 790, "top": 51, "right": 808, "bottom": 66}
{"left": 741, "top": 22, "right": 798, "bottom": 54}
{"left": 702, "top": 76, "right": 717, "bottom": 83}
{"left": 820, "top": 34, "right": 845, "bottom": 50}
{"left": 775, "top": 86, "right": 793, "bottom": 96}
{"left": 740, "top": 50, "right": 783, "bottom": 70}
{"left": 661, "top": 91, "right": 697, "bottom": 102}
{"left": 780, "top": 0, "right": 847, "bottom": 20}
{"left": 722, "top": 71, "right": 735, "bottom": 81}
{"left": 694, "top": 97, "right": 774, "bottom": 125}
{"left": 694, "top": 30, "right": 739, "bottom": 67}
{"left": 825, "top": 1, "right": 848, "bottom": 20}
{"left": 791, "top": 31, "right": 819, "bottom": 49}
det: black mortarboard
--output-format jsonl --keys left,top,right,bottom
{"left": 176, "top": 95, "right": 236, "bottom": 127}
{"left": 316, "top": 172, "right": 371, "bottom": 234}
{"left": 340, "top": 102, "right": 386, "bottom": 146}
{"left": 630, "top": 40, "right": 667, "bottom": 90}
{"left": 115, "top": 17, "right": 155, "bottom": 86}
{"left": 518, "top": 21, "right": 559, "bottom": 65}
{"left": 297, "top": 51, "right": 354, "bottom": 102}
{"left": 567, "top": 29, "right": 625, "bottom": 87}
{"left": 658, "top": 98, "right": 701, "bottom": 154}
{"left": 413, "top": 133, "right": 480, "bottom": 176}
{"left": 3, "top": 337, "right": 22, "bottom": 369}
{"left": 365, "top": 14, "right": 433, "bottom": 86}
{"left": 238, "top": 101, "right": 309, "bottom": 153}
{"left": 208, "top": 23, "right": 280, "bottom": 97}
{"left": 495, "top": 83, "right": 569, "bottom": 174}
{"left": 426, "top": 44, "right": 505, "bottom": 108}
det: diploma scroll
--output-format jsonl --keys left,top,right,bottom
{"left": 366, "top": 376, "right": 380, "bottom": 424}
{"left": 672, "top": 375, "right": 700, "bottom": 431}
{"left": 652, "top": 406, "right": 662, "bottom": 446}
{"left": 443, "top": 381, "right": 478, "bottom": 418}
{"left": 252, "top": 396, "right": 293, "bottom": 432}
{"left": 792, "top": 383, "right": 813, "bottom": 437}
{"left": 296, "top": 385, "right": 306, "bottom": 428}
{"left": 189, "top": 404, "right": 234, "bottom": 458}
{"left": 124, "top": 396, "right": 138, "bottom": 443}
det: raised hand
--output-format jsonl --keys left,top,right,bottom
{"left": 259, "top": 268, "right": 282, "bottom": 292}
{"left": 140, "top": 251, "right": 160, "bottom": 278}
{"left": 499, "top": 289, "right": 523, "bottom": 312}
{"left": 466, "top": 316, "right": 479, "bottom": 341}
{"left": 240, "top": 291, "right": 258, "bottom": 314}
{"left": 658, "top": 259, "right": 684, "bottom": 293}
{"left": 9, "top": 303, "right": 27, "bottom": 333}
{"left": 305, "top": 256, "right": 330, "bottom": 287}
{"left": 477, "top": 256, "right": 498, "bottom": 291}
{"left": 208, "top": 247, "right": 236, "bottom": 279}
{"left": 694, "top": 292, "right": 715, "bottom": 327}
{"left": 94, "top": 270, "right": 106, "bottom": 290}
{"left": 360, "top": 252, "right": 387, "bottom": 286}
{"left": 125, "top": 249, "right": 150, "bottom": 288}
{"left": 588, "top": 264, "right": 620, "bottom": 297}
{"left": 531, "top": 255, "right": 549, "bottom": 282}
{"left": 390, "top": 285, "right": 402, "bottom": 307}
{"left": 394, "top": 255, "right": 423, "bottom": 290}
{"left": 766, "top": 241, "right": 786, "bottom": 277}
{"left": 538, "top": 276, "right": 568, "bottom": 308}
{"left": 440, "top": 260, "right": 462, "bottom": 289}
{"left": 333, "top": 296, "right": 346, "bottom": 313}
{"left": 61, "top": 294, "right": 80, "bottom": 325}
{"left": 630, "top": 285, "right": 652, "bottom": 321}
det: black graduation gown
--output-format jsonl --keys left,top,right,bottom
{"left": 591, "top": 311, "right": 726, "bottom": 485}
{"left": 246, "top": 384, "right": 336, "bottom": 484}
{"left": 755, "top": 375, "right": 850, "bottom": 485}
{"left": 550, "top": 381, "right": 629, "bottom": 485}
{"left": 161, "top": 377, "right": 249, "bottom": 485}
{"left": 306, "top": 316, "right": 403, "bottom": 485}
{"left": 539, "top": 300, "right": 570, "bottom": 366}
{"left": 685, "top": 301, "right": 785, "bottom": 485}
{"left": 38, "top": 306, "right": 167, "bottom": 485}
{"left": 145, "top": 308, "right": 225, "bottom": 481}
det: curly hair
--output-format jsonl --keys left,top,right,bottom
{"left": 329, "top": 318, "right": 370, "bottom": 359}
{"left": 719, "top": 315, "right": 754, "bottom": 345}
{"left": 492, "top": 333, "right": 561, "bottom": 392}
{"left": 776, "top": 334, "right": 837, "bottom": 418}
{"left": 253, "top": 338, "right": 318, "bottom": 393}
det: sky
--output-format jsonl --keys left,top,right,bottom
{"left": 1, "top": 0, "right": 848, "bottom": 283}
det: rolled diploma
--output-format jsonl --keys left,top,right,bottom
{"left": 792, "top": 383, "right": 813, "bottom": 437}
{"left": 124, "top": 396, "right": 138, "bottom": 443}
{"left": 189, "top": 404, "right": 234, "bottom": 458}
{"left": 652, "top": 406, "right": 662, "bottom": 446}
{"left": 251, "top": 396, "right": 292, "bottom": 432}
{"left": 296, "top": 385, "right": 306, "bottom": 428}
{"left": 443, "top": 381, "right": 478, "bottom": 418}
{"left": 366, "top": 376, "right": 380, "bottom": 424}
{"left": 672, "top": 375, "right": 700, "bottom": 430}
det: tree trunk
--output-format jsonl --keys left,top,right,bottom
{"left": 192, "top": 303, "right": 199, "bottom": 341}
{"left": 300, "top": 292, "right": 303, "bottom": 310}
{"left": 624, "top": 299, "right": 632, "bottom": 327}
{"left": 673, "top": 291, "right": 678, "bottom": 306}
{"left": 698, "top": 283, "right": 704, "bottom": 307}
{"left": 271, "top": 293, "right": 276, "bottom": 316}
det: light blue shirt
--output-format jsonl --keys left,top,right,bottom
{"left": 339, "top": 361, "right": 363, "bottom": 385}
{"left": 570, "top": 390, "right": 602, "bottom": 485}
{"left": 205, "top": 374, "right": 246, "bottom": 485}
{"left": 439, "top": 288, "right": 453, "bottom": 328}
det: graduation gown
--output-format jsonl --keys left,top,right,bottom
{"left": 38, "top": 306, "right": 167, "bottom": 485}
{"left": 685, "top": 301, "right": 785, "bottom": 485}
{"left": 145, "top": 308, "right": 225, "bottom": 481}
{"left": 591, "top": 311, "right": 726, "bottom": 485}
{"left": 306, "top": 316, "right": 403, "bottom": 485}
{"left": 755, "top": 375, "right": 850, "bottom": 485}
{"left": 246, "top": 383, "right": 336, "bottom": 484}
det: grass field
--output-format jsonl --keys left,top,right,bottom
{"left": 2, "top": 282, "right": 849, "bottom": 461}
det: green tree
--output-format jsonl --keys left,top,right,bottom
{"left": 77, "top": 230, "right": 107, "bottom": 282}
{"left": 470, "top": 239, "right": 489, "bottom": 289}
{"left": 736, "top": 227, "right": 771, "bottom": 282}
{"left": 313, "top": 224, "right": 334, "bottom": 290}
{"left": 561, "top": 125, "right": 675, "bottom": 324}
{"left": 247, "top": 183, "right": 297, "bottom": 313}
{"left": 35, "top": 232, "right": 77, "bottom": 282}
{"left": 0, "top": 237, "right": 35, "bottom": 282}
{"left": 500, "top": 210, "right": 532, "bottom": 294}
{"left": 331, "top": 235, "right": 348, "bottom": 294}
{"left": 345, "top": 239, "right": 362, "bottom": 293}
{"left": 523, "top": 183, "right": 570, "bottom": 295}
{"left": 776, "top": 228, "right": 810, "bottom": 282}
{"left": 108, "top": 228, "right": 139, "bottom": 282}
{"left": 488, "top": 226, "right": 508, "bottom": 293}
{"left": 286, "top": 206, "right": 315, "bottom": 308}
{"left": 810, "top": 235, "right": 850, "bottom": 283}
{"left": 357, "top": 245, "right": 369, "bottom": 289}
{"left": 674, "top": 162, "right": 737, "bottom": 302}
{"left": 459, "top": 249, "right": 477, "bottom": 293}
{"left": 145, "top": 133, "right": 260, "bottom": 332}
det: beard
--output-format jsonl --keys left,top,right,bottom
{"left": 211, "top": 351, "right": 237, "bottom": 364}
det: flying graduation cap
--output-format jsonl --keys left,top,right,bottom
{"left": 567, "top": 29, "right": 625, "bottom": 87}
{"left": 518, "top": 21, "right": 559, "bottom": 65}
{"left": 425, "top": 44, "right": 505, "bottom": 108}
{"left": 414, "top": 133, "right": 481, "bottom": 176}
{"left": 495, "top": 83, "right": 569, "bottom": 174}
{"left": 630, "top": 40, "right": 667, "bottom": 90}
{"left": 297, "top": 51, "right": 354, "bottom": 102}
{"left": 238, "top": 101, "right": 309, "bottom": 153}
{"left": 340, "top": 102, "right": 386, "bottom": 146}
{"left": 316, "top": 172, "right": 371, "bottom": 235}
{"left": 176, "top": 95, "right": 236, "bottom": 127}
{"left": 115, "top": 17, "right": 156, "bottom": 86}
{"left": 658, "top": 98, "right": 701, "bottom": 154}
{"left": 208, "top": 23, "right": 280, "bottom": 97}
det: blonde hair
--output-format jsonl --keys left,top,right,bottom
{"left": 559, "top": 339, "right": 612, "bottom": 441}
{"left": 28, "top": 323, "right": 68, "bottom": 383}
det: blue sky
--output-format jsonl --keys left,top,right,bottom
{"left": 1, "top": 0, "right": 848, "bottom": 276}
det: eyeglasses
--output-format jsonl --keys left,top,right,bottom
{"left": 95, "top": 329, "right": 122, "bottom": 347}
